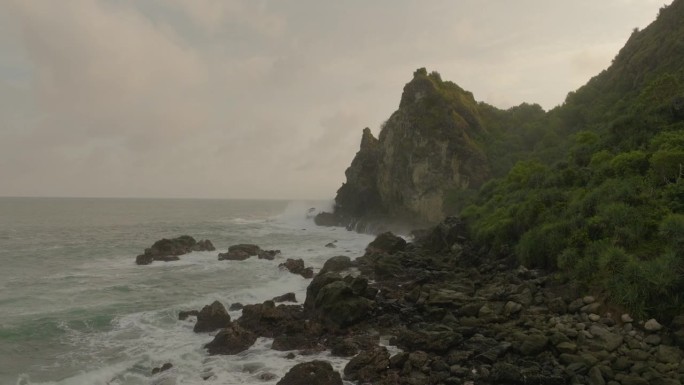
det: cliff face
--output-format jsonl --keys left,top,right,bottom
{"left": 335, "top": 127, "right": 382, "bottom": 218}
{"left": 332, "top": 69, "right": 490, "bottom": 224}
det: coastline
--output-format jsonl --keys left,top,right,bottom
{"left": 171, "top": 217, "right": 684, "bottom": 385}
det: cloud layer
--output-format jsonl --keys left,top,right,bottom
{"left": 0, "top": 0, "right": 663, "bottom": 199}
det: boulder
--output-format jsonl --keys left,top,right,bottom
{"left": 135, "top": 235, "right": 215, "bottom": 265}
{"left": 204, "top": 322, "right": 257, "bottom": 355}
{"left": 273, "top": 292, "right": 297, "bottom": 303}
{"left": 397, "top": 327, "right": 463, "bottom": 354}
{"left": 178, "top": 309, "right": 199, "bottom": 320}
{"left": 331, "top": 339, "right": 359, "bottom": 357}
{"left": 194, "top": 301, "right": 231, "bottom": 333}
{"left": 414, "top": 216, "right": 467, "bottom": 252}
{"left": 277, "top": 361, "right": 342, "bottom": 385}
{"left": 313, "top": 280, "right": 374, "bottom": 328}
{"left": 644, "top": 318, "right": 663, "bottom": 332}
{"left": 279, "top": 258, "right": 314, "bottom": 279}
{"left": 319, "top": 256, "right": 354, "bottom": 275}
{"left": 271, "top": 335, "right": 317, "bottom": 351}
{"left": 365, "top": 232, "right": 407, "bottom": 255}
{"left": 238, "top": 301, "right": 307, "bottom": 338}
{"left": 218, "top": 244, "right": 262, "bottom": 261}
{"left": 343, "top": 346, "right": 390, "bottom": 383}
{"left": 304, "top": 272, "right": 343, "bottom": 310}
{"left": 257, "top": 249, "right": 280, "bottom": 260}
{"left": 151, "top": 362, "right": 173, "bottom": 374}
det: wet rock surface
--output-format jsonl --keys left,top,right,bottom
{"left": 279, "top": 258, "right": 314, "bottom": 279}
{"left": 276, "top": 360, "right": 343, "bottom": 385}
{"left": 135, "top": 235, "right": 215, "bottom": 265}
{"left": 204, "top": 322, "right": 257, "bottom": 355}
{"left": 218, "top": 243, "right": 279, "bottom": 261}
{"left": 176, "top": 217, "right": 684, "bottom": 385}
{"left": 193, "top": 300, "right": 231, "bottom": 333}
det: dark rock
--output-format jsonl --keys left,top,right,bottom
{"left": 271, "top": 335, "right": 316, "bottom": 351}
{"left": 258, "top": 249, "right": 280, "bottom": 260}
{"left": 343, "top": 346, "right": 390, "bottom": 383}
{"left": 304, "top": 272, "right": 343, "bottom": 310}
{"left": 279, "top": 258, "right": 314, "bottom": 279}
{"left": 331, "top": 339, "right": 359, "bottom": 357}
{"left": 204, "top": 322, "right": 257, "bottom": 355}
{"left": 324, "top": 242, "right": 337, "bottom": 248}
{"left": 196, "top": 239, "right": 216, "bottom": 251}
{"left": 194, "top": 300, "right": 231, "bottom": 333}
{"left": 277, "top": 360, "right": 342, "bottom": 385}
{"left": 516, "top": 332, "right": 548, "bottom": 356}
{"left": 397, "top": 327, "right": 463, "bottom": 353}
{"left": 273, "top": 292, "right": 297, "bottom": 303}
{"left": 490, "top": 362, "right": 524, "bottom": 384}
{"left": 219, "top": 244, "right": 264, "bottom": 261}
{"left": 257, "top": 372, "right": 277, "bottom": 381}
{"left": 319, "top": 256, "right": 353, "bottom": 275}
{"left": 366, "top": 232, "right": 407, "bottom": 255}
{"left": 414, "top": 216, "right": 467, "bottom": 253}
{"left": 313, "top": 280, "right": 374, "bottom": 328}
{"left": 229, "top": 302, "right": 244, "bottom": 311}
{"left": 588, "top": 366, "right": 606, "bottom": 385}
{"left": 178, "top": 309, "right": 199, "bottom": 320}
{"left": 238, "top": 301, "right": 307, "bottom": 338}
{"left": 135, "top": 235, "right": 214, "bottom": 265}
{"left": 152, "top": 362, "right": 173, "bottom": 374}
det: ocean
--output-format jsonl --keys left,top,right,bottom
{"left": 0, "top": 197, "right": 374, "bottom": 385}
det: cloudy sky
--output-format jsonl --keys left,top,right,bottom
{"left": 0, "top": 0, "right": 665, "bottom": 199}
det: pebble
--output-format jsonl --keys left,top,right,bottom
{"left": 621, "top": 314, "right": 634, "bottom": 323}
{"left": 583, "top": 295, "right": 596, "bottom": 304}
{"left": 589, "top": 314, "right": 601, "bottom": 322}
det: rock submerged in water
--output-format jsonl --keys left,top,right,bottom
{"left": 135, "top": 235, "right": 215, "bottom": 265}
{"left": 276, "top": 361, "right": 342, "bottom": 385}
{"left": 279, "top": 258, "right": 314, "bottom": 279}
{"left": 151, "top": 362, "right": 173, "bottom": 374}
{"left": 178, "top": 309, "right": 199, "bottom": 320}
{"left": 218, "top": 243, "right": 280, "bottom": 261}
{"left": 204, "top": 322, "right": 257, "bottom": 355}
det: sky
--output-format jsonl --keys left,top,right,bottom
{"left": 0, "top": 0, "right": 666, "bottom": 200}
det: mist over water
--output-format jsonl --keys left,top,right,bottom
{"left": 0, "top": 197, "right": 373, "bottom": 384}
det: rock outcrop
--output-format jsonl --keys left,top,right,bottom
{"left": 218, "top": 244, "right": 280, "bottom": 261}
{"left": 320, "top": 69, "right": 491, "bottom": 227}
{"left": 193, "top": 300, "right": 231, "bottom": 333}
{"left": 135, "top": 235, "right": 215, "bottom": 265}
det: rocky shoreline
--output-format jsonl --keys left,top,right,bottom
{"left": 157, "top": 218, "right": 684, "bottom": 384}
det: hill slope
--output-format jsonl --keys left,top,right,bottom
{"left": 324, "top": 0, "right": 684, "bottom": 318}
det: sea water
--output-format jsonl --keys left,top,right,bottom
{"left": 0, "top": 197, "right": 374, "bottom": 385}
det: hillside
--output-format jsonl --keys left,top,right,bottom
{"left": 322, "top": 0, "right": 684, "bottom": 318}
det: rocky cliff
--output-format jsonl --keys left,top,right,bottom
{"left": 325, "top": 69, "right": 491, "bottom": 227}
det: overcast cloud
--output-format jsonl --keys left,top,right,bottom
{"left": 0, "top": 0, "right": 664, "bottom": 199}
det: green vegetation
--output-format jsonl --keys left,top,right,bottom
{"left": 456, "top": 0, "right": 684, "bottom": 319}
